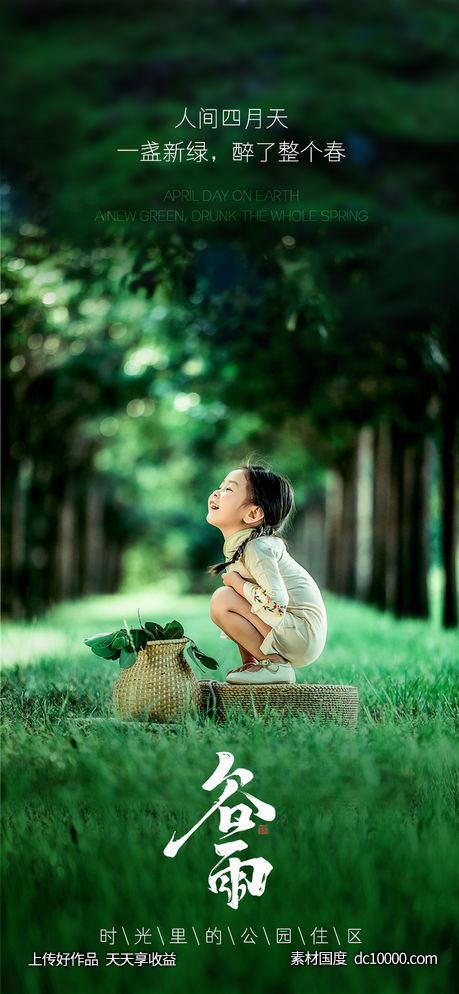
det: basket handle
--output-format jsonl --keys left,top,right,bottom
{"left": 207, "top": 680, "right": 218, "bottom": 718}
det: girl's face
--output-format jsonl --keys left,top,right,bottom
{"left": 207, "top": 468, "right": 263, "bottom": 534}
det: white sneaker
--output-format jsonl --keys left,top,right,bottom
{"left": 226, "top": 659, "right": 296, "bottom": 685}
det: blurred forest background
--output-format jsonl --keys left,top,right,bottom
{"left": 1, "top": 0, "right": 458, "bottom": 627}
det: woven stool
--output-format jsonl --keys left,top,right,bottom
{"left": 199, "top": 680, "right": 359, "bottom": 728}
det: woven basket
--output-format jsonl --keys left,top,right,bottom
{"left": 113, "top": 637, "right": 201, "bottom": 723}
{"left": 199, "top": 680, "right": 359, "bottom": 728}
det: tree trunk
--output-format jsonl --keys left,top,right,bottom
{"left": 368, "top": 418, "right": 396, "bottom": 610}
{"left": 325, "top": 436, "right": 358, "bottom": 597}
{"left": 54, "top": 476, "right": 77, "bottom": 601}
{"left": 10, "top": 460, "right": 33, "bottom": 619}
{"left": 441, "top": 411, "right": 458, "bottom": 627}
{"left": 82, "top": 479, "right": 105, "bottom": 595}
{"left": 290, "top": 492, "right": 326, "bottom": 587}
{"left": 356, "top": 426, "right": 373, "bottom": 601}
{"left": 394, "top": 427, "right": 429, "bottom": 619}
{"left": 340, "top": 439, "right": 358, "bottom": 597}
{"left": 325, "top": 470, "right": 342, "bottom": 593}
{"left": 1, "top": 461, "right": 16, "bottom": 618}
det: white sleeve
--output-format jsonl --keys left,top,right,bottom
{"left": 241, "top": 538, "right": 288, "bottom": 628}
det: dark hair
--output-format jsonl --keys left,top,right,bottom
{"left": 207, "top": 461, "right": 295, "bottom": 576}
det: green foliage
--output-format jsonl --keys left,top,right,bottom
{"left": 83, "top": 609, "right": 218, "bottom": 670}
{"left": 184, "top": 643, "right": 219, "bottom": 673}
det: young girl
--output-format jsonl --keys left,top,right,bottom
{"left": 206, "top": 462, "right": 327, "bottom": 684}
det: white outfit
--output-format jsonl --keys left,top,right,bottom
{"left": 220, "top": 527, "right": 327, "bottom": 668}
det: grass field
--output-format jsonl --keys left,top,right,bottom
{"left": 1, "top": 579, "right": 458, "bottom": 994}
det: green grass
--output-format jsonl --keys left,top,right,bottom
{"left": 1, "top": 582, "right": 458, "bottom": 994}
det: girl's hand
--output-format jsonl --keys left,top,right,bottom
{"left": 222, "top": 570, "right": 246, "bottom": 594}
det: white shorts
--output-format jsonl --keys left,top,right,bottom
{"left": 220, "top": 603, "right": 327, "bottom": 668}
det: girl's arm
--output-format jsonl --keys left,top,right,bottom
{"left": 239, "top": 538, "right": 289, "bottom": 628}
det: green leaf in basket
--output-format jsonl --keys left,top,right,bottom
{"left": 194, "top": 651, "right": 219, "bottom": 670}
{"left": 122, "top": 620, "right": 137, "bottom": 652}
{"left": 84, "top": 632, "right": 116, "bottom": 648}
{"left": 110, "top": 631, "right": 130, "bottom": 651}
{"left": 126, "top": 628, "right": 136, "bottom": 646}
{"left": 130, "top": 628, "right": 149, "bottom": 651}
{"left": 144, "top": 622, "right": 164, "bottom": 640}
{"left": 185, "top": 642, "right": 218, "bottom": 670}
{"left": 119, "top": 646, "right": 137, "bottom": 668}
{"left": 84, "top": 632, "right": 119, "bottom": 659}
{"left": 162, "top": 620, "right": 184, "bottom": 640}
{"left": 92, "top": 645, "right": 119, "bottom": 660}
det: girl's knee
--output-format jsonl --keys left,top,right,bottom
{"left": 210, "top": 586, "right": 229, "bottom": 620}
